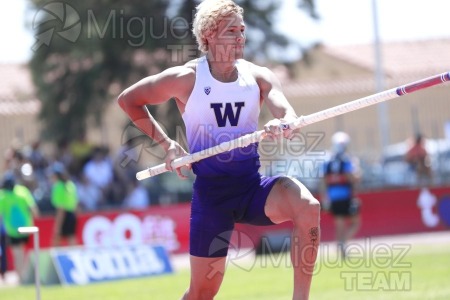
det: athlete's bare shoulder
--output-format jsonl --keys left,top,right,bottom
{"left": 160, "top": 59, "right": 197, "bottom": 82}
{"left": 184, "top": 58, "right": 199, "bottom": 72}
{"left": 244, "top": 60, "right": 278, "bottom": 90}
{"left": 245, "top": 61, "right": 272, "bottom": 80}
{"left": 119, "top": 60, "right": 199, "bottom": 106}
{"left": 147, "top": 60, "right": 197, "bottom": 101}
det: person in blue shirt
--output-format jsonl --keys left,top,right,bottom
{"left": 321, "top": 131, "right": 361, "bottom": 258}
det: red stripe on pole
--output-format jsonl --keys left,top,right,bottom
{"left": 396, "top": 72, "right": 450, "bottom": 95}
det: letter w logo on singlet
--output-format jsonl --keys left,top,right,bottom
{"left": 210, "top": 102, "right": 245, "bottom": 127}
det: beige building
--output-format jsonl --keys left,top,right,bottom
{"left": 1, "top": 39, "right": 450, "bottom": 174}
{"left": 272, "top": 39, "right": 450, "bottom": 161}
{"left": 0, "top": 64, "right": 41, "bottom": 163}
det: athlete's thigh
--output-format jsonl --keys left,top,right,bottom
{"left": 264, "top": 176, "right": 315, "bottom": 224}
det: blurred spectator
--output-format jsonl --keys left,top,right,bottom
{"left": 50, "top": 163, "right": 79, "bottom": 246}
{"left": 0, "top": 172, "right": 39, "bottom": 280}
{"left": 26, "top": 141, "right": 49, "bottom": 176}
{"left": 113, "top": 139, "right": 141, "bottom": 205}
{"left": 75, "top": 173, "right": 102, "bottom": 212}
{"left": 123, "top": 177, "right": 150, "bottom": 210}
{"left": 3, "top": 141, "right": 23, "bottom": 171}
{"left": 405, "top": 133, "right": 432, "bottom": 186}
{"left": 5, "top": 149, "right": 36, "bottom": 192}
{"left": 54, "top": 138, "right": 73, "bottom": 174}
{"left": 69, "top": 131, "right": 94, "bottom": 176}
{"left": 321, "top": 132, "right": 361, "bottom": 259}
{"left": 24, "top": 141, "right": 50, "bottom": 202}
{"left": 82, "top": 146, "right": 114, "bottom": 206}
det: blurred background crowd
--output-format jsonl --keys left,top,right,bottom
{"left": 1, "top": 0, "right": 450, "bottom": 214}
{"left": 4, "top": 129, "right": 450, "bottom": 215}
{"left": 2, "top": 134, "right": 154, "bottom": 214}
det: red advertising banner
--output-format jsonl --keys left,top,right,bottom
{"left": 4, "top": 186, "right": 450, "bottom": 270}
{"left": 35, "top": 203, "right": 192, "bottom": 254}
{"left": 320, "top": 186, "right": 450, "bottom": 241}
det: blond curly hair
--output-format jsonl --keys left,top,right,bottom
{"left": 192, "top": 0, "right": 244, "bottom": 53}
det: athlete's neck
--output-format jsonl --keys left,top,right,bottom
{"left": 206, "top": 55, "right": 238, "bottom": 82}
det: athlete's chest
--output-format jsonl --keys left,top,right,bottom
{"left": 190, "top": 81, "right": 259, "bottom": 123}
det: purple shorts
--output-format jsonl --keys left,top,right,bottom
{"left": 189, "top": 172, "right": 281, "bottom": 257}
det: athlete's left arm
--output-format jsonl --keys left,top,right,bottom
{"left": 348, "top": 157, "right": 362, "bottom": 185}
{"left": 254, "top": 65, "right": 298, "bottom": 138}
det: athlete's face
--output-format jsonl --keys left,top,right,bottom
{"left": 208, "top": 13, "right": 246, "bottom": 62}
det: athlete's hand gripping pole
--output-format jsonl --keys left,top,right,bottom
{"left": 136, "top": 71, "right": 450, "bottom": 180}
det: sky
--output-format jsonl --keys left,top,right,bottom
{"left": 1, "top": 0, "right": 449, "bottom": 64}
{"left": 274, "top": 0, "right": 450, "bottom": 60}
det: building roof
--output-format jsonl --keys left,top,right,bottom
{"left": 283, "top": 38, "right": 450, "bottom": 98}
{"left": 1, "top": 38, "right": 449, "bottom": 112}
{"left": 0, "top": 100, "right": 40, "bottom": 115}
{"left": 0, "top": 64, "right": 35, "bottom": 99}
{"left": 322, "top": 39, "right": 450, "bottom": 78}
{"left": 0, "top": 64, "right": 40, "bottom": 115}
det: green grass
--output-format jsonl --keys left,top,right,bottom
{"left": 2, "top": 242, "right": 450, "bottom": 300}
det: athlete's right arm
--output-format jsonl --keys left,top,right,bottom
{"left": 117, "top": 66, "right": 194, "bottom": 152}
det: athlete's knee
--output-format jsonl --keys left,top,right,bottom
{"left": 187, "top": 276, "right": 222, "bottom": 300}
{"left": 307, "top": 197, "right": 321, "bottom": 221}
{"left": 186, "top": 286, "right": 220, "bottom": 300}
{"left": 294, "top": 195, "right": 321, "bottom": 226}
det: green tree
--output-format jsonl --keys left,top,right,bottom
{"left": 29, "top": 0, "right": 172, "bottom": 142}
{"left": 28, "top": 0, "right": 317, "bottom": 145}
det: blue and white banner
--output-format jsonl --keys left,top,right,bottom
{"left": 51, "top": 244, "right": 173, "bottom": 285}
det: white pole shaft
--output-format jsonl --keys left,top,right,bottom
{"left": 18, "top": 227, "right": 40, "bottom": 300}
{"left": 136, "top": 71, "right": 450, "bottom": 180}
{"left": 34, "top": 230, "right": 40, "bottom": 300}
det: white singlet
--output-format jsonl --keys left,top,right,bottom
{"left": 182, "top": 56, "right": 261, "bottom": 176}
